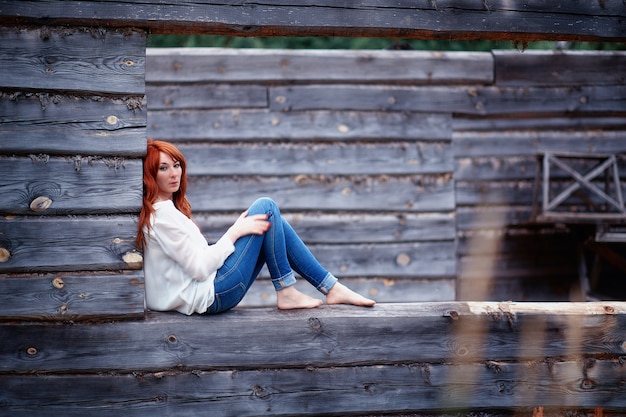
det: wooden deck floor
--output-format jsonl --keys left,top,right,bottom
{"left": 1, "top": 302, "right": 625, "bottom": 416}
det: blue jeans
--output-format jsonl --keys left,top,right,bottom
{"left": 207, "top": 197, "right": 338, "bottom": 313}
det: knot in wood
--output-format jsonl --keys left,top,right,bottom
{"left": 26, "top": 347, "right": 38, "bottom": 356}
{"left": 396, "top": 253, "right": 411, "bottom": 267}
{"left": 580, "top": 378, "right": 595, "bottom": 390}
{"left": 123, "top": 252, "right": 143, "bottom": 269}
{"left": 30, "top": 196, "right": 52, "bottom": 212}
{"left": 0, "top": 247, "right": 10, "bottom": 263}
{"left": 106, "top": 115, "right": 119, "bottom": 125}
{"left": 604, "top": 305, "right": 615, "bottom": 314}
{"left": 447, "top": 310, "right": 459, "bottom": 320}
{"left": 57, "top": 304, "right": 69, "bottom": 315}
{"left": 52, "top": 277, "right": 65, "bottom": 289}
{"left": 167, "top": 335, "right": 178, "bottom": 344}
{"left": 308, "top": 317, "right": 322, "bottom": 330}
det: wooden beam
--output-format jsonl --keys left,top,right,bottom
{"left": 494, "top": 50, "right": 626, "bottom": 87}
{"left": 1, "top": 302, "right": 624, "bottom": 372}
{"left": 1, "top": 359, "right": 624, "bottom": 415}
{"left": 1, "top": 0, "right": 625, "bottom": 42}
{"left": 146, "top": 48, "right": 494, "bottom": 84}
{"left": 0, "top": 156, "right": 142, "bottom": 215}
{"left": 269, "top": 85, "right": 626, "bottom": 116}
{"left": 185, "top": 175, "right": 456, "bottom": 213}
{"left": 0, "top": 26, "right": 146, "bottom": 95}
{"left": 1, "top": 302, "right": 625, "bottom": 413}
{"left": 148, "top": 109, "right": 452, "bottom": 141}
{"left": 0, "top": 94, "right": 146, "bottom": 156}
{"left": 0, "top": 272, "right": 145, "bottom": 321}
{"left": 0, "top": 215, "right": 142, "bottom": 273}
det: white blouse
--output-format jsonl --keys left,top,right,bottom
{"left": 143, "top": 200, "right": 235, "bottom": 315}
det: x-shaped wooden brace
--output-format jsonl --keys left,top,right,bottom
{"left": 543, "top": 153, "right": 625, "bottom": 214}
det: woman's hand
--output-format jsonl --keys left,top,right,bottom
{"left": 225, "top": 210, "right": 270, "bottom": 243}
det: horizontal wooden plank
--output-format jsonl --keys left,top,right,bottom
{"left": 453, "top": 115, "right": 626, "bottom": 132}
{"left": 147, "top": 109, "right": 451, "bottom": 141}
{"left": 0, "top": 26, "right": 146, "bottom": 95}
{"left": 453, "top": 130, "right": 626, "bottom": 158}
{"left": 0, "top": 271, "right": 144, "bottom": 321}
{"left": 1, "top": 359, "right": 625, "bottom": 416}
{"left": 0, "top": 215, "right": 141, "bottom": 273}
{"left": 0, "top": 156, "right": 142, "bottom": 215}
{"left": 1, "top": 302, "right": 624, "bottom": 373}
{"left": 186, "top": 175, "right": 455, "bottom": 213}
{"left": 146, "top": 48, "right": 493, "bottom": 84}
{"left": 180, "top": 142, "right": 453, "bottom": 176}
{"left": 0, "top": 93, "right": 146, "bottom": 156}
{"left": 270, "top": 85, "right": 626, "bottom": 115}
{"left": 2, "top": 1, "right": 624, "bottom": 41}
{"left": 494, "top": 50, "right": 626, "bottom": 87}
{"left": 146, "top": 84, "right": 267, "bottom": 110}
{"left": 238, "top": 277, "right": 456, "bottom": 307}
{"left": 196, "top": 212, "right": 456, "bottom": 244}
{"left": 305, "top": 241, "right": 456, "bottom": 278}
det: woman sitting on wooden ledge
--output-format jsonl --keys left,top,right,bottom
{"left": 136, "top": 140, "right": 375, "bottom": 315}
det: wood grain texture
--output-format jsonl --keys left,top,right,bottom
{"left": 1, "top": 0, "right": 624, "bottom": 41}
{"left": 0, "top": 271, "right": 144, "bottom": 321}
{"left": 185, "top": 175, "right": 455, "bottom": 213}
{"left": 453, "top": 130, "right": 626, "bottom": 158}
{"left": 1, "top": 359, "right": 624, "bottom": 415}
{"left": 179, "top": 142, "right": 453, "bottom": 176}
{"left": 147, "top": 48, "right": 494, "bottom": 84}
{"left": 0, "top": 215, "right": 141, "bottom": 273}
{"left": 148, "top": 109, "right": 451, "bottom": 141}
{"left": 0, "top": 156, "right": 142, "bottom": 215}
{"left": 0, "top": 26, "right": 146, "bottom": 95}
{"left": 270, "top": 85, "right": 626, "bottom": 115}
{"left": 494, "top": 50, "right": 626, "bottom": 87}
{"left": 0, "top": 93, "right": 146, "bottom": 156}
{"left": 1, "top": 302, "right": 624, "bottom": 373}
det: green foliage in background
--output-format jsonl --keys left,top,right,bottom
{"left": 148, "top": 35, "right": 625, "bottom": 51}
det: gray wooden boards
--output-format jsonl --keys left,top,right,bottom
{"left": 146, "top": 48, "right": 493, "bottom": 85}
{"left": 0, "top": 26, "right": 147, "bottom": 320}
{"left": 1, "top": 0, "right": 625, "bottom": 42}
{"left": 0, "top": 272, "right": 144, "bottom": 321}
{"left": 0, "top": 302, "right": 625, "bottom": 414}
{"left": 0, "top": 26, "right": 145, "bottom": 95}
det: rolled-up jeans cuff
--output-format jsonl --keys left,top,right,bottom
{"left": 317, "top": 273, "right": 338, "bottom": 294}
{"left": 272, "top": 272, "right": 297, "bottom": 291}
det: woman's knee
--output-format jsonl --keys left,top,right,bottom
{"left": 249, "top": 197, "right": 278, "bottom": 214}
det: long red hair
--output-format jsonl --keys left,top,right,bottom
{"left": 136, "top": 139, "right": 192, "bottom": 250}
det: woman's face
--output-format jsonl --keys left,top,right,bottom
{"left": 156, "top": 151, "right": 182, "bottom": 201}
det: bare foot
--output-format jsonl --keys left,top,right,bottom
{"left": 276, "top": 285, "right": 323, "bottom": 310}
{"left": 326, "top": 283, "right": 376, "bottom": 307}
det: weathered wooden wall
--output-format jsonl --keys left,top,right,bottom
{"left": 146, "top": 48, "right": 471, "bottom": 305}
{"left": 2, "top": 2, "right": 626, "bottom": 415}
{"left": 146, "top": 48, "right": 626, "bottom": 306}
{"left": 0, "top": 26, "right": 147, "bottom": 321}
